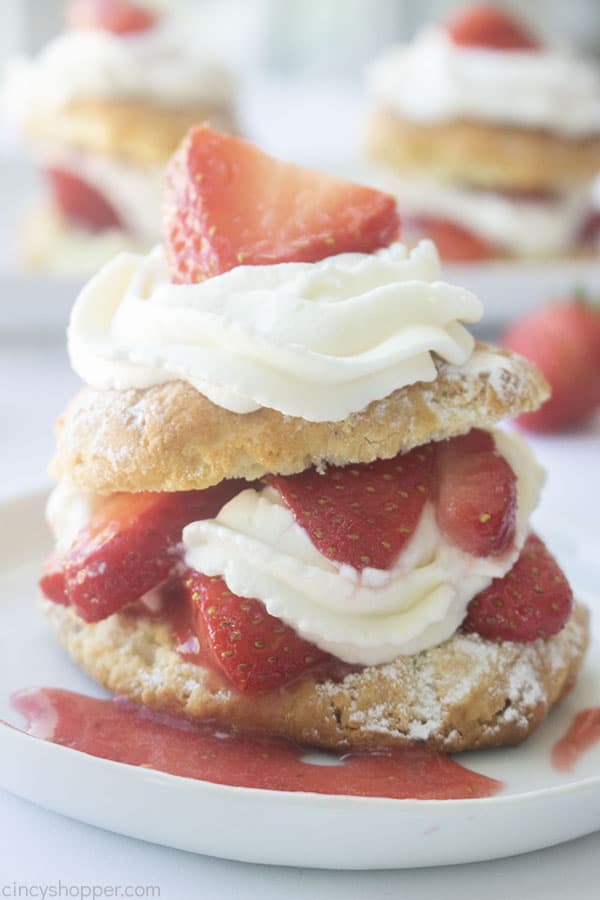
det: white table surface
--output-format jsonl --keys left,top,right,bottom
{"left": 1, "top": 338, "right": 599, "bottom": 898}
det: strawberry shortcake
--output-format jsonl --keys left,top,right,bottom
{"left": 365, "top": 4, "right": 600, "bottom": 262}
{"left": 3, "top": 0, "right": 235, "bottom": 274}
{"left": 40, "top": 126, "right": 588, "bottom": 752}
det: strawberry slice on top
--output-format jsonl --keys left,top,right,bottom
{"left": 446, "top": 4, "right": 540, "bottom": 51}
{"left": 463, "top": 533, "right": 573, "bottom": 641}
{"left": 185, "top": 571, "right": 329, "bottom": 691}
{"left": 163, "top": 125, "right": 401, "bottom": 283}
{"left": 434, "top": 429, "right": 517, "bottom": 557}
{"left": 67, "top": 0, "right": 158, "bottom": 35}
{"left": 270, "top": 446, "right": 435, "bottom": 571}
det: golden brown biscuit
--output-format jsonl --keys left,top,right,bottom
{"left": 23, "top": 98, "right": 236, "bottom": 166}
{"left": 367, "top": 110, "right": 600, "bottom": 190}
{"left": 42, "top": 598, "right": 589, "bottom": 752}
{"left": 50, "top": 345, "right": 549, "bottom": 494}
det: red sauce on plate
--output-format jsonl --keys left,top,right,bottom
{"left": 552, "top": 707, "right": 600, "bottom": 773}
{"left": 10, "top": 688, "right": 502, "bottom": 800}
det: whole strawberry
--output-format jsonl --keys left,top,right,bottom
{"left": 503, "top": 298, "right": 600, "bottom": 432}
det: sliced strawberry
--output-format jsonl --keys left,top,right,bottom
{"left": 434, "top": 429, "right": 517, "bottom": 557}
{"left": 57, "top": 483, "right": 242, "bottom": 623}
{"left": 163, "top": 125, "right": 400, "bottom": 283}
{"left": 270, "top": 447, "right": 434, "bottom": 571}
{"left": 405, "top": 216, "right": 495, "bottom": 263}
{"left": 185, "top": 571, "right": 329, "bottom": 691}
{"left": 46, "top": 167, "right": 122, "bottom": 233}
{"left": 39, "top": 551, "right": 68, "bottom": 606}
{"left": 463, "top": 533, "right": 573, "bottom": 641}
{"left": 446, "top": 4, "right": 540, "bottom": 51}
{"left": 503, "top": 298, "right": 600, "bottom": 432}
{"left": 67, "top": 0, "right": 158, "bottom": 34}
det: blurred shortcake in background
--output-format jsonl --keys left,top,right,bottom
{"left": 2, "top": 0, "right": 236, "bottom": 274}
{"left": 365, "top": 4, "right": 600, "bottom": 263}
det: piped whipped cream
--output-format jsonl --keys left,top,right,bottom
{"left": 366, "top": 169, "right": 591, "bottom": 256}
{"left": 3, "top": 22, "right": 235, "bottom": 119}
{"left": 183, "top": 430, "right": 544, "bottom": 665}
{"left": 67, "top": 240, "right": 482, "bottom": 422}
{"left": 367, "top": 27, "right": 600, "bottom": 136}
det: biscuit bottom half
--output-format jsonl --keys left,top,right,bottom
{"left": 43, "top": 599, "right": 589, "bottom": 753}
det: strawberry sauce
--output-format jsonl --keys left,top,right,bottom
{"left": 552, "top": 708, "right": 600, "bottom": 773}
{"left": 10, "top": 688, "right": 502, "bottom": 800}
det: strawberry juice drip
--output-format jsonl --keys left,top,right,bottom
{"left": 9, "top": 688, "right": 502, "bottom": 800}
{"left": 552, "top": 708, "right": 600, "bottom": 773}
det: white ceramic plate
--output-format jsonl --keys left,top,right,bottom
{"left": 1, "top": 491, "right": 599, "bottom": 870}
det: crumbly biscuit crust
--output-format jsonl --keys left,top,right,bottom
{"left": 51, "top": 346, "right": 549, "bottom": 494}
{"left": 43, "top": 599, "right": 588, "bottom": 752}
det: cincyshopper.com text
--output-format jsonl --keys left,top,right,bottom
{"left": 1, "top": 885, "right": 160, "bottom": 899}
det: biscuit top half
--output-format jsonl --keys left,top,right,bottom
{"left": 50, "top": 126, "right": 549, "bottom": 493}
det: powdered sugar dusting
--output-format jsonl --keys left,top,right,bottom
{"left": 315, "top": 612, "right": 587, "bottom": 747}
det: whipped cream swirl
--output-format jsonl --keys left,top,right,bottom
{"left": 3, "top": 23, "right": 235, "bottom": 118}
{"left": 183, "top": 430, "right": 544, "bottom": 665}
{"left": 68, "top": 240, "right": 482, "bottom": 422}
{"left": 367, "top": 27, "right": 600, "bottom": 136}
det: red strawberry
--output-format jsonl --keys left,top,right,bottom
{"left": 446, "top": 4, "right": 539, "bottom": 51}
{"left": 270, "top": 446, "right": 434, "bottom": 571}
{"left": 185, "top": 571, "right": 328, "bottom": 691}
{"left": 46, "top": 168, "right": 122, "bottom": 232}
{"left": 578, "top": 210, "right": 600, "bottom": 247}
{"left": 435, "top": 429, "right": 517, "bottom": 557}
{"left": 163, "top": 125, "right": 400, "bottom": 284}
{"left": 67, "top": 0, "right": 158, "bottom": 34}
{"left": 39, "top": 552, "right": 68, "bottom": 606}
{"left": 463, "top": 533, "right": 573, "bottom": 641}
{"left": 405, "top": 216, "right": 495, "bottom": 263}
{"left": 503, "top": 299, "right": 600, "bottom": 432}
{"left": 44, "top": 483, "right": 242, "bottom": 623}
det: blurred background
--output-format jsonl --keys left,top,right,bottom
{"left": 3, "top": 0, "right": 600, "bottom": 75}
{"left": 2, "top": 0, "right": 600, "bottom": 162}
